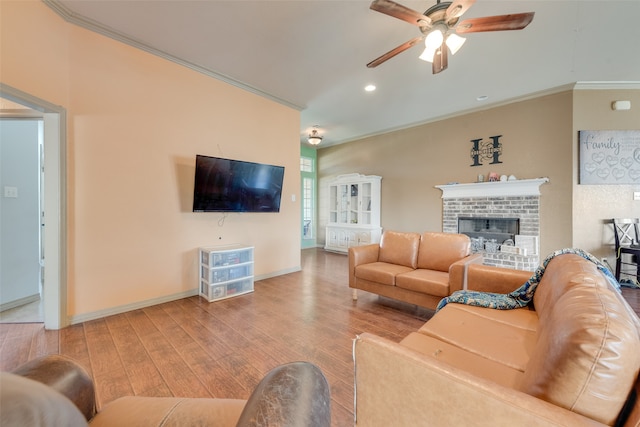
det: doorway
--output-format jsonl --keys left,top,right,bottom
{"left": 0, "top": 83, "right": 67, "bottom": 329}
{"left": 0, "top": 118, "right": 43, "bottom": 323}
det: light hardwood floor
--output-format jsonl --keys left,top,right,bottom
{"left": 0, "top": 248, "right": 432, "bottom": 426}
{"left": 1, "top": 248, "right": 639, "bottom": 427}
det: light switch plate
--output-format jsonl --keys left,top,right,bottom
{"left": 634, "top": 191, "right": 640, "bottom": 201}
{"left": 4, "top": 186, "right": 18, "bottom": 198}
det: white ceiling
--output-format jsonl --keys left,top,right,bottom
{"left": 49, "top": 0, "right": 640, "bottom": 147}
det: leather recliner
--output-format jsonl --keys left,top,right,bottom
{"left": 1, "top": 354, "right": 331, "bottom": 427}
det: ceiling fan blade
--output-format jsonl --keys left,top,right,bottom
{"left": 456, "top": 12, "right": 534, "bottom": 34}
{"left": 367, "top": 36, "right": 424, "bottom": 68}
{"left": 370, "top": 0, "right": 431, "bottom": 27}
{"left": 432, "top": 43, "right": 448, "bottom": 74}
{"left": 445, "top": 0, "right": 475, "bottom": 20}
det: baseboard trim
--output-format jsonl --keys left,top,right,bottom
{"left": 255, "top": 266, "right": 301, "bottom": 281}
{"left": 68, "top": 289, "right": 198, "bottom": 325}
{"left": 68, "top": 268, "right": 302, "bottom": 325}
{"left": 0, "top": 294, "right": 41, "bottom": 313}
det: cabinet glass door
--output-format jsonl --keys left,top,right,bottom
{"left": 360, "top": 183, "right": 372, "bottom": 225}
{"left": 350, "top": 184, "right": 359, "bottom": 224}
{"left": 329, "top": 185, "right": 338, "bottom": 223}
{"left": 339, "top": 184, "right": 349, "bottom": 224}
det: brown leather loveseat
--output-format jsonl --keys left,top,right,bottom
{"left": 353, "top": 253, "right": 640, "bottom": 426}
{"left": 349, "top": 230, "right": 482, "bottom": 310}
{"left": 0, "top": 355, "right": 331, "bottom": 426}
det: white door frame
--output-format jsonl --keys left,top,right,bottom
{"left": 1, "top": 83, "right": 67, "bottom": 329}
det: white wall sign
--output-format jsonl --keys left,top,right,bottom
{"left": 579, "top": 130, "right": 640, "bottom": 184}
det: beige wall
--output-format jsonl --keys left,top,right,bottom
{"left": 318, "top": 91, "right": 575, "bottom": 258}
{"left": 573, "top": 89, "right": 640, "bottom": 260}
{"left": 1, "top": 1, "right": 301, "bottom": 320}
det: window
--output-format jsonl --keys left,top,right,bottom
{"left": 300, "top": 156, "right": 314, "bottom": 240}
{"left": 300, "top": 157, "right": 313, "bottom": 173}
{"left": 302, "top": 177, "right": 313, "bottom": 239}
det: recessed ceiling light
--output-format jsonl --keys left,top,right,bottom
{"left": 476, "top": 95, "right": 489, "bottom": 101}
{"left": 365, "top": 84, "right": 376, "bottom": 92}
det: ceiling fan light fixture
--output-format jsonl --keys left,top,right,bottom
{"left": 367, "top": 0, "right": 535, "bottom": 73}
{"left": 424, "top": 28, "right": 444, "bottom": 51}
{"left": 420, "top": 26, "right": 446, "bottom": 63}
{"left": 308, "top": 127, "right": 323, "bottom": 145}
{"left": 445, "top": 33, "right": 466, "bottom": 55}
{"left": 419, "top": 46, "right": 437, "bottom": 63}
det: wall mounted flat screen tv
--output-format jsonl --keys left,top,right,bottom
{"left": 193, "top": 155, "right": 285, "bottom": 213}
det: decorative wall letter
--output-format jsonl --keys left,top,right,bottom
{"left": 470, "top": 135, "right": 503, "bottom": 167}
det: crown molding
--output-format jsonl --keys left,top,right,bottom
{"left": 327, "top": 84, "right": 577, "bottom": 148}
{"left": 574, "top": 81, "right": 640, "bottom": 90}
{"left": 42, "top": 0, "right": 304, "bottom": 112}
{"left": 322, "top": 81, "right": 640, "bottom": 148}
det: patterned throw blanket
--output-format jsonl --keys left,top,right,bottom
{"left": 436, "top": 248, "right": 620, "bottom": 312}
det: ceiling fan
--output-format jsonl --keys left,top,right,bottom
{"left": 367, "top": 0, "right": 534, "bottom": 74}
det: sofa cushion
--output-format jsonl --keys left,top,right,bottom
{"left": 400, "top": 332, "right": 524, "bottom": 389}
{"left": 395, "top": 269, "right": 450, "bottom": 297}
{"left": 355, "top": 262, "right": 414, "bottom": 286}
{"left": 519, "top": 254, "right": 640, "bottom": 426}
{"left": 447, "top": 303, "right": 538, "bottom": 332}
{"left": 417, "top": 232, "right": 470, "bottom": 272}
{"left": 466, "top": 263, "right": 533, "bottom": 294}
{"left": 90, "top": 396, "right": 246, "bottom": 427}
{"left": 378, "top": 231, "right": 420, "bottom": 269}
{"left": 417, "top": 303, "right": 537, "bottom": 371}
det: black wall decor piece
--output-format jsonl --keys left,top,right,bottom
{"left": 470, "top": 135, "right": 503, "bottom": 167}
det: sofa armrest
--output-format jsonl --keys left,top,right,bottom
{"left": 466, "top": 263, "right": 533, "bottom": 294}
{"left": 236, "top": 362, "right": 331, "bottom": 427}
{"left": 353, "top": 333, "right": 605, "bottom": 427}
{"left": 449, "top": 253, "right": 483, "bottom": 293}
{"left": 348, "top": 244, "right": 380, "bottom": 288}
{"left": 11, "top": 355, "right": 96, "bottom": 421}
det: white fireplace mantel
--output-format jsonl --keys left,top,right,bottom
{"left": 436, "top": 178, "right": 549, "bottom": 199}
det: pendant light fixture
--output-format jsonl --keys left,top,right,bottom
{"left": 308, "top": 126, "right": 323, "bottom": 145}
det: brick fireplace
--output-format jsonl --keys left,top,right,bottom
{"left": 436, "top": 178, "right": 548, "bottom": 271}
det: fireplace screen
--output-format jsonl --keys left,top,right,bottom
{"left": 458, "top": 217, "right": 519, "bottom": 244}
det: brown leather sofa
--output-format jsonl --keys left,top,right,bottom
{"left": 0, "top": 355, "right": 331, "bottom": 427}
{"left": 349, "top": 230, "right": 482, "bottom": 310}
{"left": 353, "top": 253, "right": 640, "bottom": 426}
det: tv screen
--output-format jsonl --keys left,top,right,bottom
{"left": 193, "top": 155, "right": 285, "bottom": 213}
